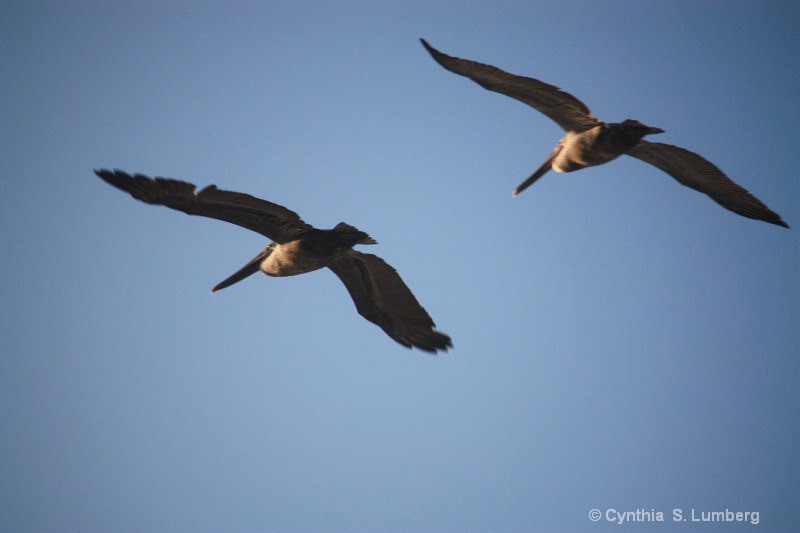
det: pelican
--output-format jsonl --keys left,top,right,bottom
{"left": 421, "top": 39, "right": 788, "bottom": 228}
{"left": 94, "top": 169, "right": 452, "bottom": 353}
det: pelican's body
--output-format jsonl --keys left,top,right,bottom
{"left": 227, "top": 229, "right": 373, "bottom": 281}
{"left": 95, "top": 169, "right": 452, "bottom": 353}
{"left": 546, "top": 121, "right": 664, "bottom": 174}
{"left": 262, "top": 232, "right": 365, "bottom": 277}
{"left": 421, "top": 39, "right": 788, "bottom": 228}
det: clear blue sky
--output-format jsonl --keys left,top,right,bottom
{"left": 2, "top": 1, "right": 798, "bottom": 531}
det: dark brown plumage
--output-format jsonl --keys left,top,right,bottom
{"left": 95, "top": 169, "right": 452, "bottom": 353}
{"left": 421, "top": 39, "right": 788, "bottom": 228}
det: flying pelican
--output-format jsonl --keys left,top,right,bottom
{"left": 95, "top": 169, "right": 452, "bottom": 353}
{"left": 421, "top": 39, "right": 788, "bottom": 228}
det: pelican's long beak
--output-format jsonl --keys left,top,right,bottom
{"left": 513, "top": 143, "right": 561, "bottom": 197}
{"left": 211, "top": 248, "right": 269, "bottom": 293}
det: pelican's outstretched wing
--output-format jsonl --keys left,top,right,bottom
{"left": 420, "top": 39, "right": 600, "bottom": 133}
{"left": 328, "top": 251, "right": 452, "bottom": 353}
{"left": 626, "top": 142, "right": 789, "bottom": 228}
{"left": 95, "top": 169, "right": 314, "bottom": 242}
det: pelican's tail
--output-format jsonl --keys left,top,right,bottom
{"left": 334, "top": 222, "right": 377, "bottom": 245}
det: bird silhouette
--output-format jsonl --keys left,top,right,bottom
{"left": 421, "top": 39, "right": 788, "bottom": 228}
{"left": 95, "top": 169, "right": 452, "bottom": 353}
